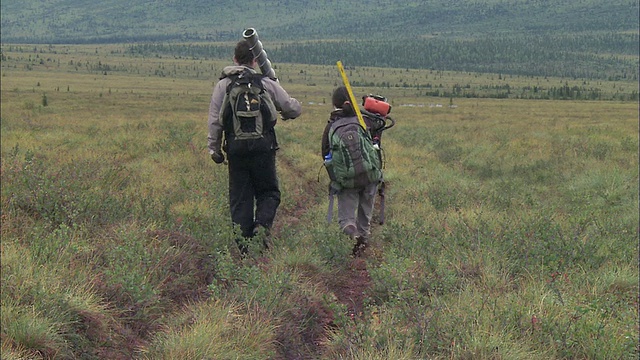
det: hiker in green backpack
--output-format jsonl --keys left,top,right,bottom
{"left": 321, "top": 86, "right": 383, "bottom": 257}
{"left": 208, "top": 39, "right": 301, "bottom": 255}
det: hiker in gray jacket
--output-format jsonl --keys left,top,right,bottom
{"left": 208, "top": 39, "right": 301, "bottom": 254}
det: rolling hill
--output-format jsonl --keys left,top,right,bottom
{"left": 1, "top": 0, "right": 638, "bottom": 44}
{"left": 1, "top": 1, "right": 638, "bottom": 81}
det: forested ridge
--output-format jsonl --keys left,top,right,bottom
{"left": 2, "top": 0, "right": 637, "bottom": 43}
{"left": 1, "top": 0, "right": 638, "bottom": 80}
{"left": 124, "top": 32, "right": 638, "bottom": 81}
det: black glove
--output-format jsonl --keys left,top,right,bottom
{"left": 211, "top": 152, "right": 225, "bottom": 164}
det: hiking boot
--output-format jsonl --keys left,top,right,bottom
{"left": 235, "top": 238, "right": 249, "bottom": 257}
{"left": 253, "top": 224, "right": 272, "bottom": 251}
{"left": 262, "top": 235, "right": 272, "bottom": 251}
{"left": 342, "top": 223, "right": 357, "bottom": 239}
{"left": 352, "top": 236, "right": 368, "bottom": 257}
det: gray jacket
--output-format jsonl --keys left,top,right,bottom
{"left": 207, "top": 65, "right": 302, "bottom": 155}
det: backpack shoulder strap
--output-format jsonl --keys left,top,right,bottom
{"left": 223, "top": 70, "right": 264, "bottom": 92}
{"left": 329, "top": 117, "right": 368, "bottom": 139}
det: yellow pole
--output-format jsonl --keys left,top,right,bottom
{"left": 336, "top": 61, "right": 367, "bottom": 129}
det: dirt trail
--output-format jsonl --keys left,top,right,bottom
{"left": 93, "top": 155, "right": 373, "bottom": 359}
{"left": 274, "top": 155, "right": 374, "bottom": 358}
{"left": 328, "top": 257, "right": 372, "bottom": 320}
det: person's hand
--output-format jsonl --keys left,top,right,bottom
{"left": 211, "top": 152, "right": 225, "bottom": 164}
{"left": 280, "top": 110, "right": 298, "bottom": 121}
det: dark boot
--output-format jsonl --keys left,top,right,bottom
{"left": 253, "top": 224, "right": 272, "bottom": 251}
{"left": 236, "top": 238, "right": 249, "bottom": 257}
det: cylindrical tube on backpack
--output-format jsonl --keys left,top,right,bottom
{"left": 242, "top": 28, "right": 277, "bottom": 79}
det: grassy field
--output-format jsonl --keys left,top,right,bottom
{"left": 1, "top": 44, "right": 638, "bottom": 359}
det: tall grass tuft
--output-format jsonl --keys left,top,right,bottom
{"left": 142, "top": 300, "right": 277, "bottom": 359}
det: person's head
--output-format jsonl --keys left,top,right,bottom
{"left": 234, "top": 40, "right": 255, "bottom": 67}
{"left": 332, "top": 86, "right": 354, "bottom": 116}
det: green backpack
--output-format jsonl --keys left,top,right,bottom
{"left": 325, "top": 117, "right": 382, "bottom": 190}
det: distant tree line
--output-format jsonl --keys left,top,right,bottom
{"left": 125, "top": 33, "right": 638, "bottom": 81}
{"left": 3, "top": 41, "right": 638, "bottom": 101}
{"left": 270, "top": 34, "right": 638, "bottom": 81}
{"left": 349, "top": 80, "right": 638, "bottom": 102}
{"left": 126, "top": 43, "right": 233, "bottom": 58}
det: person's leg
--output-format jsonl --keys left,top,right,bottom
{"left": 251, "top": 151, "right": 281, "bottom": 231}
{"left": 228, "top": 158, "right": 255, "bottom": 253}
{"left": 337, "top": 188, "right": 359, "bottom": 238}
{"left": 355, "top": 182, "right": 379, "bottom": 240}
{"left": 352, "top": 182, "right": 378, "bottom": 257}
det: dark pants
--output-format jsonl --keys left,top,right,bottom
{"left": 228, "top": 151, "right": 280, "bottom": 238}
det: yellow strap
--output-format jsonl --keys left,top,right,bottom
{"left": 336, "top": 61, "right": 367, "bottom": 130}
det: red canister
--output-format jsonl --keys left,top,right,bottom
{"left": 363, "top": 96, "right": 391, "bottom": 116}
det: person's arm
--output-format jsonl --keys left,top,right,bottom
{"left": 263, "top": 78, "right": 302, "bottom": 120}
{"left": 321, "top": 122, "right": 331, "bottom": 157}
{"left": 207, "top": 80, "right": 228, "bottom": 156}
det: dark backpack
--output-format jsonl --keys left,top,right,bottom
{"left": 325, "top": 117, "right": 382, "bottom": 190}
{"left": 220, "top": 71, "right": 278, "bottom": 155}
